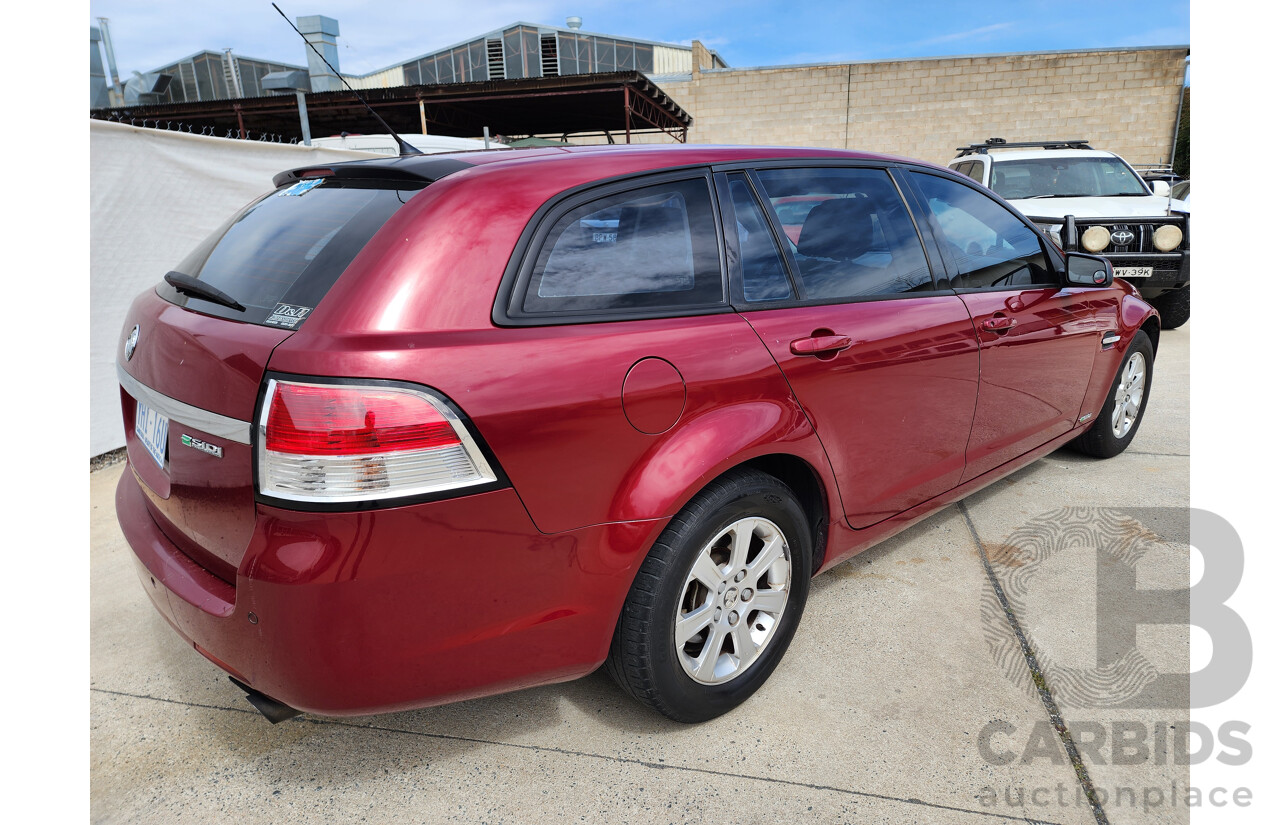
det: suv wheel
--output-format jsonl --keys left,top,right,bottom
{"left": 606, "top": 469, "right": 812, "bottom": 722}
{"left": 1069, "top": 330, "right": 1154, "bottom": 458}
{"left": 1151, "top": 286, "right": 1190, "bottom": 329}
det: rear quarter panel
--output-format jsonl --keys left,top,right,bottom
{"left": 270, "top": 157, "right": 842, "bottom": 535}
{"left": 269, "top": 316, "right": 834, "bottom": 534}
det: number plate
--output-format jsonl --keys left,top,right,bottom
{"left": 1114, "top": 266, "right": 1154, "bottom": 279}
{"left": 134, "top": 399, "right": 170, "bottom": 469}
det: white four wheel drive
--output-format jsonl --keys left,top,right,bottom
{"left": 950, "top": 139, "right": 1191, "bottom": 329}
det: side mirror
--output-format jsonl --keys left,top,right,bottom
{"left": 1065, "top": 252, "right": 1113, "bottom": 287}
{"left": 1151, "top": 179, "right": 1171, "bottom": 197}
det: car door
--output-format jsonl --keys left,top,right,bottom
{"left": 904, "top": 170, "right": 1100, "bottom": 482}
{"left": 719, "top": 165, "right": 981, "bottom": 529}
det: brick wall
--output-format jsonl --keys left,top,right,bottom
{"left": 640, "top": 46, "right": 1188, "bottom": 167}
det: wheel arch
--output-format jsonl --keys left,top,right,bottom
{"left": 1140, "top": 314, "right": 1161, "bottom": 355}
{"left": 1120, "top": 292, "right": 1159, "bottom": 350}
{"left": 606, "top": 394, "right": 839, "bottom": 526}
{"left": 626, "top": 449, "right": 835, "bottom": 582}
{"left": 737, "top": 454, "right": 831, "bottom": 573}
{"left": 596, "top": 419, "right": 840, "bottom": 669}
{"left": 603, "top": 457, "right": 822, "bottom": 721}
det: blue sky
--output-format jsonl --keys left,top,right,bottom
{"left": 89, "top": 0, "right": 1188, "bottom": 77}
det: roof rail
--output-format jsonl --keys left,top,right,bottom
{"left": 954, "top": 137, "right": 1093, "bottom": 158}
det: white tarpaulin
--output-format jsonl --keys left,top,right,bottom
{"left": 90, "top": 120, "right": 375, "bottom": 457}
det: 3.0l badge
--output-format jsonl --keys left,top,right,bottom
{"left": 180, "top": 434, "right": 223, "bottom": 459}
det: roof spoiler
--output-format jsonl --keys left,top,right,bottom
{"left": 272, "top": 157, "right": 473, "bottom": 189}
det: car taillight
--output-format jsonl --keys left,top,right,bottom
{"left": 258, "top": 379, "right": 497, "bottom": 504}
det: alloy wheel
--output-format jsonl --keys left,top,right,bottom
{"left": 674, "top": 517, "right": 792, "bottom": 685}
{"left": 1111, "top": 351, "right": 1147, "bottom": 438}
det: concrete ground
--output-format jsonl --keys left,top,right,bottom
{"left": 91, "top": 326, "right": 1190, "bottom": 825}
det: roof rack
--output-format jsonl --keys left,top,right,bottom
{"left": 954, "top": 137, "right": 1093, "bottom": 158}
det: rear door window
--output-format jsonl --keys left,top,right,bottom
{"left": 752, "top": 167, "right": 935, "bottom": 300}
{"left": 723, "top": 174, "right": 794, "bottom": 302}
{"left": 517, "top": 178, "right": 725, "bottom": 317}
{"left": 158, "top": 178, "right": 423, "bottom": 327}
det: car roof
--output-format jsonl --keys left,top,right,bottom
{"left": 451, "top": 143, "right": 918, "bottom": 165}
{"left": 979, "top": 149, "right": 1119, "bottom": 163}
{"left": 295, "top": 144, "right": 958, "bottom": 337}
{"left": 287, "top": 143, "right": 950, "bottom": 185}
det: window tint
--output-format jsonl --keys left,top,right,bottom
{"left": 726, "top": 174, "right": 792, "bottom": 302}
{"left": 911, "top": 173, "right": 1055, "bottom": 290}
{"left": 955, "top": 161, "right": 984, "bottom": 184}
{"left": 753, "top": 167, "right": 933, "bottom": 299}
{"left": 159, "top": 179, "right": 421, "bottom": 327}
{"left": 522, "top": 178, "right": 724, "bottom": 315}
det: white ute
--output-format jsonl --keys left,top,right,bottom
{"left": 950, "top": 138, "right": 1190, "bottom": 329}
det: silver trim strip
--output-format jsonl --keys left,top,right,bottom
{"left": 116, "top": 363, "right": 252, "bottom": 445}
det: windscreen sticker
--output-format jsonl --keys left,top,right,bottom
{"left": 278, "top": 178, "right": 324, "bottom": 197}
{"left": 264, "top": 303, "right": 313, "bottom": 328}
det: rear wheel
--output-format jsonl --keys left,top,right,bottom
{"left": 1151, "top": 286, "right": 1190, "bottom": 329}
{"left": 606, "top": 469, "right": 812, "bottom": 722}
{"left": 1069, "top": 330, "right": 1154, "bottom": 458}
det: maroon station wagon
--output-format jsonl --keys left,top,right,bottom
{"left": 115, "top": 145, "right": 1158, "bottom": 723}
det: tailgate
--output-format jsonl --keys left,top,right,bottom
{"left": 115, "top": 174, "right": 431, "bottom": 581}
{"left": 118, "top": 290, "right": 291, "bottom": 581}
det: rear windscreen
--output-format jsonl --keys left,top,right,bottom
{"left": 157, "top": 178, "right": 424, "bottom": 327}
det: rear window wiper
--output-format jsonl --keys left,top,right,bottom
{"left": 164, "top": 271, "right": 246, "bottom": 312}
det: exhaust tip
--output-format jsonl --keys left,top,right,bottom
{"left": 229, "top": 677, "right": 302, "bottom": 724}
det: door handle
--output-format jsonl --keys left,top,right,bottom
{"left": 790, "top": 334, "right": 853, "bottom": 357}
{"left": 980, "top": 316, "right": 1017, "bottom": 333}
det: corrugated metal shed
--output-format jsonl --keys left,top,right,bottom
{"left": 91, "top": 71, "right": 692, "bottom": 144}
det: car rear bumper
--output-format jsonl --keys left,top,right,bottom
{"left": 116, "top": 464, "right": 665, "bottom": 716}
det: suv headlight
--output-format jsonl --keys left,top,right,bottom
{"left": 1153, "top": 225, "right": 1183, "bottom": 252}
{"left": 1081, "top": 226, "right": 1111, "bottom": 253}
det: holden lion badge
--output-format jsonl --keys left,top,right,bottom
{"left": 125, "top": 325, "right": 140, "bottom": 361}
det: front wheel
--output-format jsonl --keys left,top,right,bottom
{"left": 1069, "top": 330, "right": 1154, "bottom": 458}
{"left": 605, "top": 469, "right": 812, "bottom": 722}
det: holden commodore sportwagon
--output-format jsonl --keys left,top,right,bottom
{"left": 115, "top": 145, "right": 1158, "bottom": 723}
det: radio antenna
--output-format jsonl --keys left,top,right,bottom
{"left": 271, "top": 3, "right": 422, "bottom": 156}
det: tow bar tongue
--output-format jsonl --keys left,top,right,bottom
{"left": 229, "top": 677, "right": 302, "bottom": 724}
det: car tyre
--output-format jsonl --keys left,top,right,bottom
{"left": 605, "top": 468, "right": 812, "bottom": 723}
{"left": 1151, "top": 286, "right": 1190, "bottom": 330}
{"left": 1069, "top": 330, "right": 1154, "bottom": 458}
